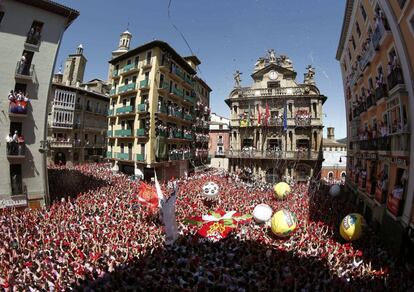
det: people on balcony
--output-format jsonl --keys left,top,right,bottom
{"left": 8, "top": 90, "right": 30, "bottom": 114}
{"left": 6, "top": 131, "right": 24, "bottom": 156}
{"left": 27, "top": 25, "right": 42, "bottom": 45}
{"left": 391, "top": 182, "right": 404, "bottom": 201}
{"left": 295, "top": 109, "right": 310, "bottom": 125}
{"left": 17, "top": 53, "right": 29, "bottom": 75}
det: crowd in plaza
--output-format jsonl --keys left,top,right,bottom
{"left": 0, "top": 163, "right": 413, "bottom": 291}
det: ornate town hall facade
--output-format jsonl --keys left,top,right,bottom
{"left": 226, "top": 50, "right": 327, "bottom": 183}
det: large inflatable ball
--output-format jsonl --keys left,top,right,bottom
{"left": 329, "top": 184, "right": 341, "bottom": 197}
{"left": 271, "top": 209, "right": 297, "bottom": 237}
{"left": 273, "top": 182, "right": 291, "bottom": 200}
{"left": 202, "top": 181, "right": 220, "bottom": 199}
{"left": 339, "top": 213, "right": 365, "bottom": 241}
{"left": 253, "top": 204, "right": 273, "bottom": 223}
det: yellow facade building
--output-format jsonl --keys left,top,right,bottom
{"left": 107, "top": 35, "right": 211, "bottom": 180}
{"left": 336, "top": 0, "right": 414, "bottom": 256}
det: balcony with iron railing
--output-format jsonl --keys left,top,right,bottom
{"left": 357, "top": 135, "right": 391, "bottom": 151}
{"left": 139, "top": 79, "right": 150, "bottom": 89}
{"left": 121, "top": 63, "right": 139, "bottom": 75}
{"left": 365, "top": 93, "right": 376, "bottom": 109}
{"left": 173, "top": 131, "right": 183, "bottom": 139}
{"left": 294, "top": 116, "right": 311, "bottom": 126}
{"left": 112, "top": 70, "right": 119, "bottom": 78}
{"left": 372, "top": 20, "right": 388, "bottom": 49}
{"left": 109, "top": 88, "right": 117, "bottom": 96}
{"left": 142, "top": 59, "right": 152, "bottom": 69}
{"left": 171, "top": 87, "right": 184, "bottom": 98}
{"left": 116, "top": 152, "right": 130, "bottom": 160}
{"left": 171, "top": 66, "right": 185, "bottom": 80}
{"left": 238, "top": 86, "right": 309, "bottom": 98}
{"left": 25, "top": 30, "right": 42, "bottom": 48}
{"left": 116, "top": 105, "right": 134, "bottom": 115}
{"left": 184, "top": 93, "right": 196, "bottom": 103}
{"left": 114, "top": 129, "right": 133, "bottom": 137}
{"left": 359, "top": 42, "right": 375, "bottom": 71}
{"left": 226, "top": 149, "right": 319, "bottom": 160}
{"left": 136, "top": 103, "right": 147, "bottom": 112}
{"left": 118, "top": 83, "right": 136, "bottom": 94}
{"left": 106, "top": 151, "right": 112, "bottom": 158}
{"left": 9, "top": 99, "right": 30, "bottom": 117}
{"left": 136, "top": 128, "right": 147, "bottom": 137}
{"left": 375, "top": 83, "right": 388, "bottom": 101}
{"left": 136, "top": 153, "right": 145, "bottom": 161}
{"left": 184, "top": 134, "right": 193, "bottom": 140}
{"left": 107, "top": 130, "right": 113, "bottom": 137}
{"left": 184, "top": 75, "right": 194, "bottom": 86}
{"left": 49, "top": 140, "right": 73, "bottom": 148}
{"left": 15, "top": 61, "right": 35, "bottom": 81}
{"left": 387, "top": 67, "right": 404, "bottom": 92}
{"left": 158, "top": 81, "right": 170, "bottom": 93}
{"left": 184, "top": 113, "right": 193, "bottom": 121}
{"left": 107, "top": 109, "right": 114, "bottom": 116}
{"left": 6, "top": 142, "right": 26, "bottom": 159}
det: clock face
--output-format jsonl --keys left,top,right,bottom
{"left": 269, "top": 71, "right": 278, "bottom": 80}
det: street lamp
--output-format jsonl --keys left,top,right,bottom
{"left": 39, "top": 140, "right": 51, "bottom": 208}
{"left": 339, "top": 155, "right": 348, "bottom": 163}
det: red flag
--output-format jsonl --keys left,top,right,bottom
{"left": 265, "top": 102, "right": 270, "bottom": 127}
{"left": 257, "top": 104, "right": 261, "bottom": 125}
{"left": 137, "top": 183, "right": 158, "bottom": 212}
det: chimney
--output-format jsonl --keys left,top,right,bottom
{"left": 327, "top": 127, "right": 335, "bottom": 141}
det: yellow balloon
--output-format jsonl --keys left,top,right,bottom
{"left": 339, "top": 213, "right": 365, "bottom": 241}
{"left": 273, "top": 182, "right": 291, "bottom": 199}
{"left": 271, "top": 209, "right": 297, "bottom": 237}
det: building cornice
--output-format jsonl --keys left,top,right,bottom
{"left": 109, "top": 40, "right": 196, "bottom": 75}
{"left": 52, "top": 82, "right": 109, "bottom": 101}
{"left": 15, "top": 0, "right": 79, "bottom": 29}
{"left": 336, "top": 0, "right": 355, "bottom": 60}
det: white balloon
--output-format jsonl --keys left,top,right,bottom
{"left": 253, "top": 204, "right": 273, "bottom": 223}
{"left": 329, "top": 184, "right": 341, "bottom": 197}
{"left": 202, "top": 182, "right": 220, "bottom": 199}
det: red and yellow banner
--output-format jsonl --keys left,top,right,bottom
{"left": 185, "top": 209, "right": 252, "bottom": 241}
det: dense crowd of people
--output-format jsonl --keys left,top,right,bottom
{"left": 1, "top": 163, "right": 413, "bottom": 291}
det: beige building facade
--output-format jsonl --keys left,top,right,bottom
{"left": 0, "top": 0, "right": 78, "bottom": 209}
{"left": 47, "top": 45, "right": 110, "bottom": 166}
{"left": 209, "top": 113, "right": 231, "bottom": 169}
{"left": 107, "top": 35, "right": 211, "bottom": 180}
{"left": 336, "top": 0, "right": 414, "bottom": 257}
{"left": 321, "top": 127, "right": 347, "bottom": 183}
{"left": 226, "top": 50, "right": 326, "bottom": 183}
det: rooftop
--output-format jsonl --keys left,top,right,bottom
{"left": 16, "top": 0, "right": 79, "bottom": 28}
{"left": 109, "top": 40, "right": 196, "bottom": 75}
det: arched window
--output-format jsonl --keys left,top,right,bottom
{"left": 328, "top": 171, "right": 334, "bottom": 180}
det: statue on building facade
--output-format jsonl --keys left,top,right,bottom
{"left": 268, "top": 49, "right": 276, "bottom": 63}
{"left": 234, "top": 70, "right": 242, "bottom": 88}
{"left": 304, "top": 65, "right": 316, "bottom": 85}
{"left": 279, "top": 55, "right": 293, "bottom": 70}
{"left": 254, "top": 57, "right": 265, "bottom": 72}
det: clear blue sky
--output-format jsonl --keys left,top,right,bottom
{"left": 57, "top": 0, "right": 347, "bottom": 139}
